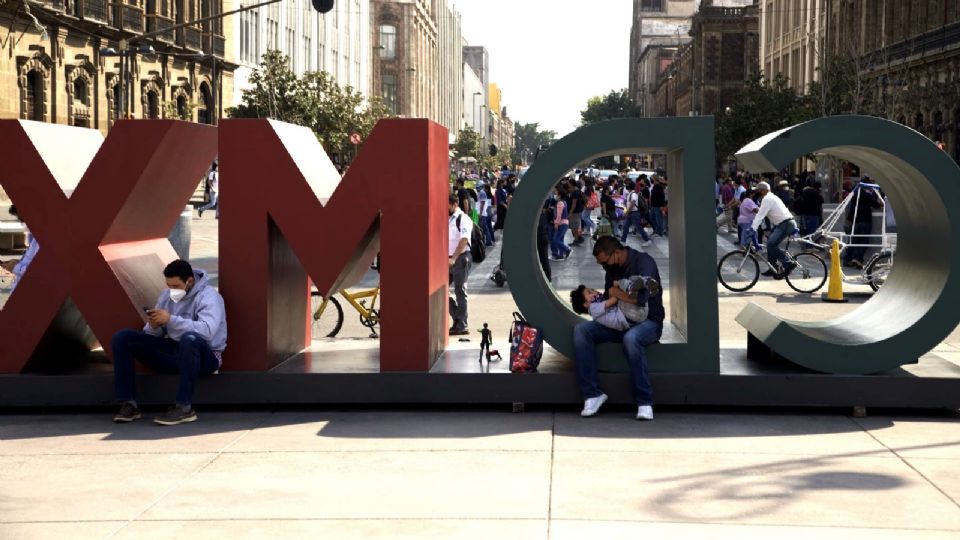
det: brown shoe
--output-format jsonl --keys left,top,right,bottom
{"left": 154, "top": 405, "right": 198, "bottom": 426}
{"left": 113, "top": 401, "right": 141, "bottom": 423}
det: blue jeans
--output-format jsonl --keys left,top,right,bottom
{"left": 766, "top": 219, "right": 797, "bottom": 269}
{"left": 199, "top": 192, "right": 219, "bottom": 218}
{"left": 650, "top": 207, "right": 666, "bottom": 235}
{"left": 112, "top": 329, "right": 220, "bottom": 406}
{"left": 738, "top": 224, "right": 760, "bottom": 249}
{"left": 479, "top": 215, "right": 495, "bottom": 245}
{"left": 551, "top": 224, "right": 571, "bottom": 258}
{"left": 581, "top": 209, "right": 596, "bottom": 234}
{"left": 573, "top": 319, "right": 662, "bottom": 405}
{"left": 620, "top": 212, "right": 650, "bottom": 242}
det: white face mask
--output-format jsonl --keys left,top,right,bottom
{"left": 169, "top": 288, "right": 187, "bottom": 303}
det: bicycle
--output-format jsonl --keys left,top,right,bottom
{"left": 310, "top": 255, "right": 381, "bottom": 339}
{"left": 717, "top": 235, "right": 828, "bottom": 293}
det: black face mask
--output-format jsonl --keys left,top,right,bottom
{"left": 601, "top": 263, "right": 617, "bottom": 274}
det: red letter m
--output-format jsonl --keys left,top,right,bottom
{"left": 219, "top": 119, "right": 450, "bottom": 372}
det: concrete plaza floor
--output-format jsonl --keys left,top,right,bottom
{"left": 2, "top": 214, "right": 960, "bottom": 538}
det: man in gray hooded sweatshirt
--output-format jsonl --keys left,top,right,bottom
{"left": 112, "top": 259, "right": 227, "bottom": 425}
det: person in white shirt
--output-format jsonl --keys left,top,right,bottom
{"left": 752, "top": 181, "right": 798, "bottom": 277}
{"left": 448, "top": 194, "right": 473, "bottom": 336}
{"left": 198, "top": 162, "right": 219, "bottom": 219}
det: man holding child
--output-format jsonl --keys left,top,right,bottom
{"left": 570, "top": 236, "right": 664, "bottom": 421}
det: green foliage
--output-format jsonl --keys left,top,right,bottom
{"left": 453, "top": 126, "right": 481, "bottom": 161}
{"left": 162, "top": 99, "right": 195, "bottom": 121}
{"left": 580, "top": 89, "right": 640, "bottom": 126}
{"left": 715, "top": 74, "right": 813, "bottom": 161}
{"left": 227, "top": 50, "right": 391, "bottom": 161}
{"left": 806, "top": 54, "right": 881, "bottom": 118}
{"left": 513, "top": 122, "right": 556, "bottom": 164}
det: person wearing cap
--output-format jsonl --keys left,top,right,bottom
{"left": 752, "top": 181, "right": 798, "bottom": 277}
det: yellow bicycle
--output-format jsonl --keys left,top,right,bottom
{"left": 310, "top": 285, "right": 381, "bottom": 338}
{"left": 311, "top": 256, "right": 381, "bottom": 338}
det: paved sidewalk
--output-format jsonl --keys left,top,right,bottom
{"left": 1, "top": 409, "right": 959, "bottom": 539}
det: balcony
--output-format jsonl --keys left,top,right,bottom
{"left": 112, "top": 3, "right": 144, "bottom": 33}
{"left": 82, "top": 0, "right": 110, "bottom": 24}
{"left": 147, "top": 14, "right": 175, "bottom": 44}
{"left": 203, "top": 33, "right": 226, "bottom": 58}
{"left": 180, "top": 25, "right": 203, "bottom": 51}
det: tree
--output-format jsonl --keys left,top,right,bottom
{"left": 579, "top": 89, "right": 640, "bottom": 126}
{"left": 715, "top": 74, "right": 812, "bottom": 162}
{"left": 453, "top": 126, "right": 481, "bottom": 162}
{"left": 227, "top": 50, "right": 391, "bottom": 162}
{"left": 513, "top": 122, "right": 556, "bottom": 165}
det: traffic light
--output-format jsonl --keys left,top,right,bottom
{"left": 312, "top": 0, "right": 335, "bottom": 13}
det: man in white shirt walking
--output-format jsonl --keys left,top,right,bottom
{"left": 752, "top": 181, "right": 797, "bottom": 277}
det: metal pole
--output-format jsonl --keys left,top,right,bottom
{"left": 118, "top": 52, "right": 125, "bottom": 120}
{"left": 212, "top": 57, "right": 218, "bottom": 125}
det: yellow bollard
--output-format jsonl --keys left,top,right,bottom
{"left": 822, "top": 238, "right": 848, "bottom": 303}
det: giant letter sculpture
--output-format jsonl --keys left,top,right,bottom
{"left": 218, "top": 119, "right": 450, "bottom": 372}
{"left": 735, "top": 116, "right": 960, "bottom": 374}
{"left": 0, "top": 120, "right": 217, "bottom": 373}
{"left": 503, "top": 118, "right": 719, "bottom": 373}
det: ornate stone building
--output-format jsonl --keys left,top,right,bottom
{"left": 628, "top": 0, "right": 697, "bottom": 116}
{"left": 825, "top": 0, "right": 960, "bottom": 164}
{"left": 653, "top": 0, "right": 760, "bottom": 117}
{"left": 760, "top": 0, "right": 826, "bottom": 91}
{"left": 370, "top": 0, "right": 462, "bottom": 140}
{"left": 0, "top": 0, "right": 234, "bottom": 133}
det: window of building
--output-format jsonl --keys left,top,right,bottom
{"left": 24, "top": 70, "right": 44, "bottom": 121}
{"left": 175, "top": 95, "right": 187, "bottom": 120}
{"left": 198, "top": 83, "right": 212, "bottom": 124}
{"left": 640, "top": 0, "right": 663, "bottom": 12}
{"left": 380, "top": 25, "right": 396, "bottom": 59}
{"left": 74, "top": 78, "right": 88, "bottom": 105}
{"left": 382, "top": 73, "right": 397, "bottom": 114}
{"left": 146, "top": 91, "right": 160, "bottom": 119}
{"left": 915, "top": 113, "right": 925, "bottom": 131}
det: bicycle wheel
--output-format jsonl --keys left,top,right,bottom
{"left": 785, "top": 252, "right": 828, "bottom": 293}
{"left": 310, "top": 291, "right": 344, "bottom": 338}
{"left": 717, "top": 250, "right": 760, "bottom": 292}
{"left": 864, "top": 252, "right": 892, "bottom": 292}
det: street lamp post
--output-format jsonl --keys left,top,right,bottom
{"left": 472, "top": 92, "right": 482, "bottom": 132}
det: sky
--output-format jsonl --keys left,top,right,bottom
{"left": 454, "top": 0, "right": 633, "bottom": 138}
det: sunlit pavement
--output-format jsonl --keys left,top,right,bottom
{"left": 2, "top": 215, "right": 959, "bottom": 539}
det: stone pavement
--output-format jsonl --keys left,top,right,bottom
{"left": 1, "top": 409, "right": 960, "bottom": 539}
{"left": 3, "top": 214, "right": 960, "bottom": 539}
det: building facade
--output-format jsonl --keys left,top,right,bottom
{"left": 0, "top": 0, "right": 233, "bottom": 134}
{"left": 369, "top": 0, "right": 462, "bottom": 139}
{"left": 760, "top": 0, "right": 826, "bottom": 91}
{"left": 462, "top": 49, "right": 485, "bottom": 135}
{"left": 463, "top": 44, "right": 488, "bottom": 142}
{"left": 486, "top": 83, "right": 513, "bottom": 159}
{"left": 628, "top": 0, "right": 697, "bottom": 116}
{"left": 824, "top": 0, "right": 960, "bottom": 164}
{"left": 232, "top": 0, "right": 371, "bottom": 105}
{"left": 653, "top": 0, "right": 760, "bottom": 117}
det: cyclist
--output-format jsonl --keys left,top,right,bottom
{"left": 752, "top": 181, "right": 798, "bottom": 278}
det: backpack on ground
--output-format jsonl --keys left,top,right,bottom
{"left": 509, "top": 312, "right": 543, "bottom": 373}
{"left": 457, "top": 215, "right": 486, "bottom": 263}
{"left": 595, "top": 217, "right": 614, "bottom": 238}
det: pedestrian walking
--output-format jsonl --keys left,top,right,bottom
{"left": 448, "top": 194, "right": 473, "bottom": 336}
{"left": 197, "top": 162, "right": 219, "bottom": 219}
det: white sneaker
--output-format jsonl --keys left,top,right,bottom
{"left": 580, "top": 394, "right": 608, "bottom": 417}
{"left": 636, "top": 405, "right": 654, "bottom": 421}
{"left": 641, "top": 240, "right": 652, "bottom": 247}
